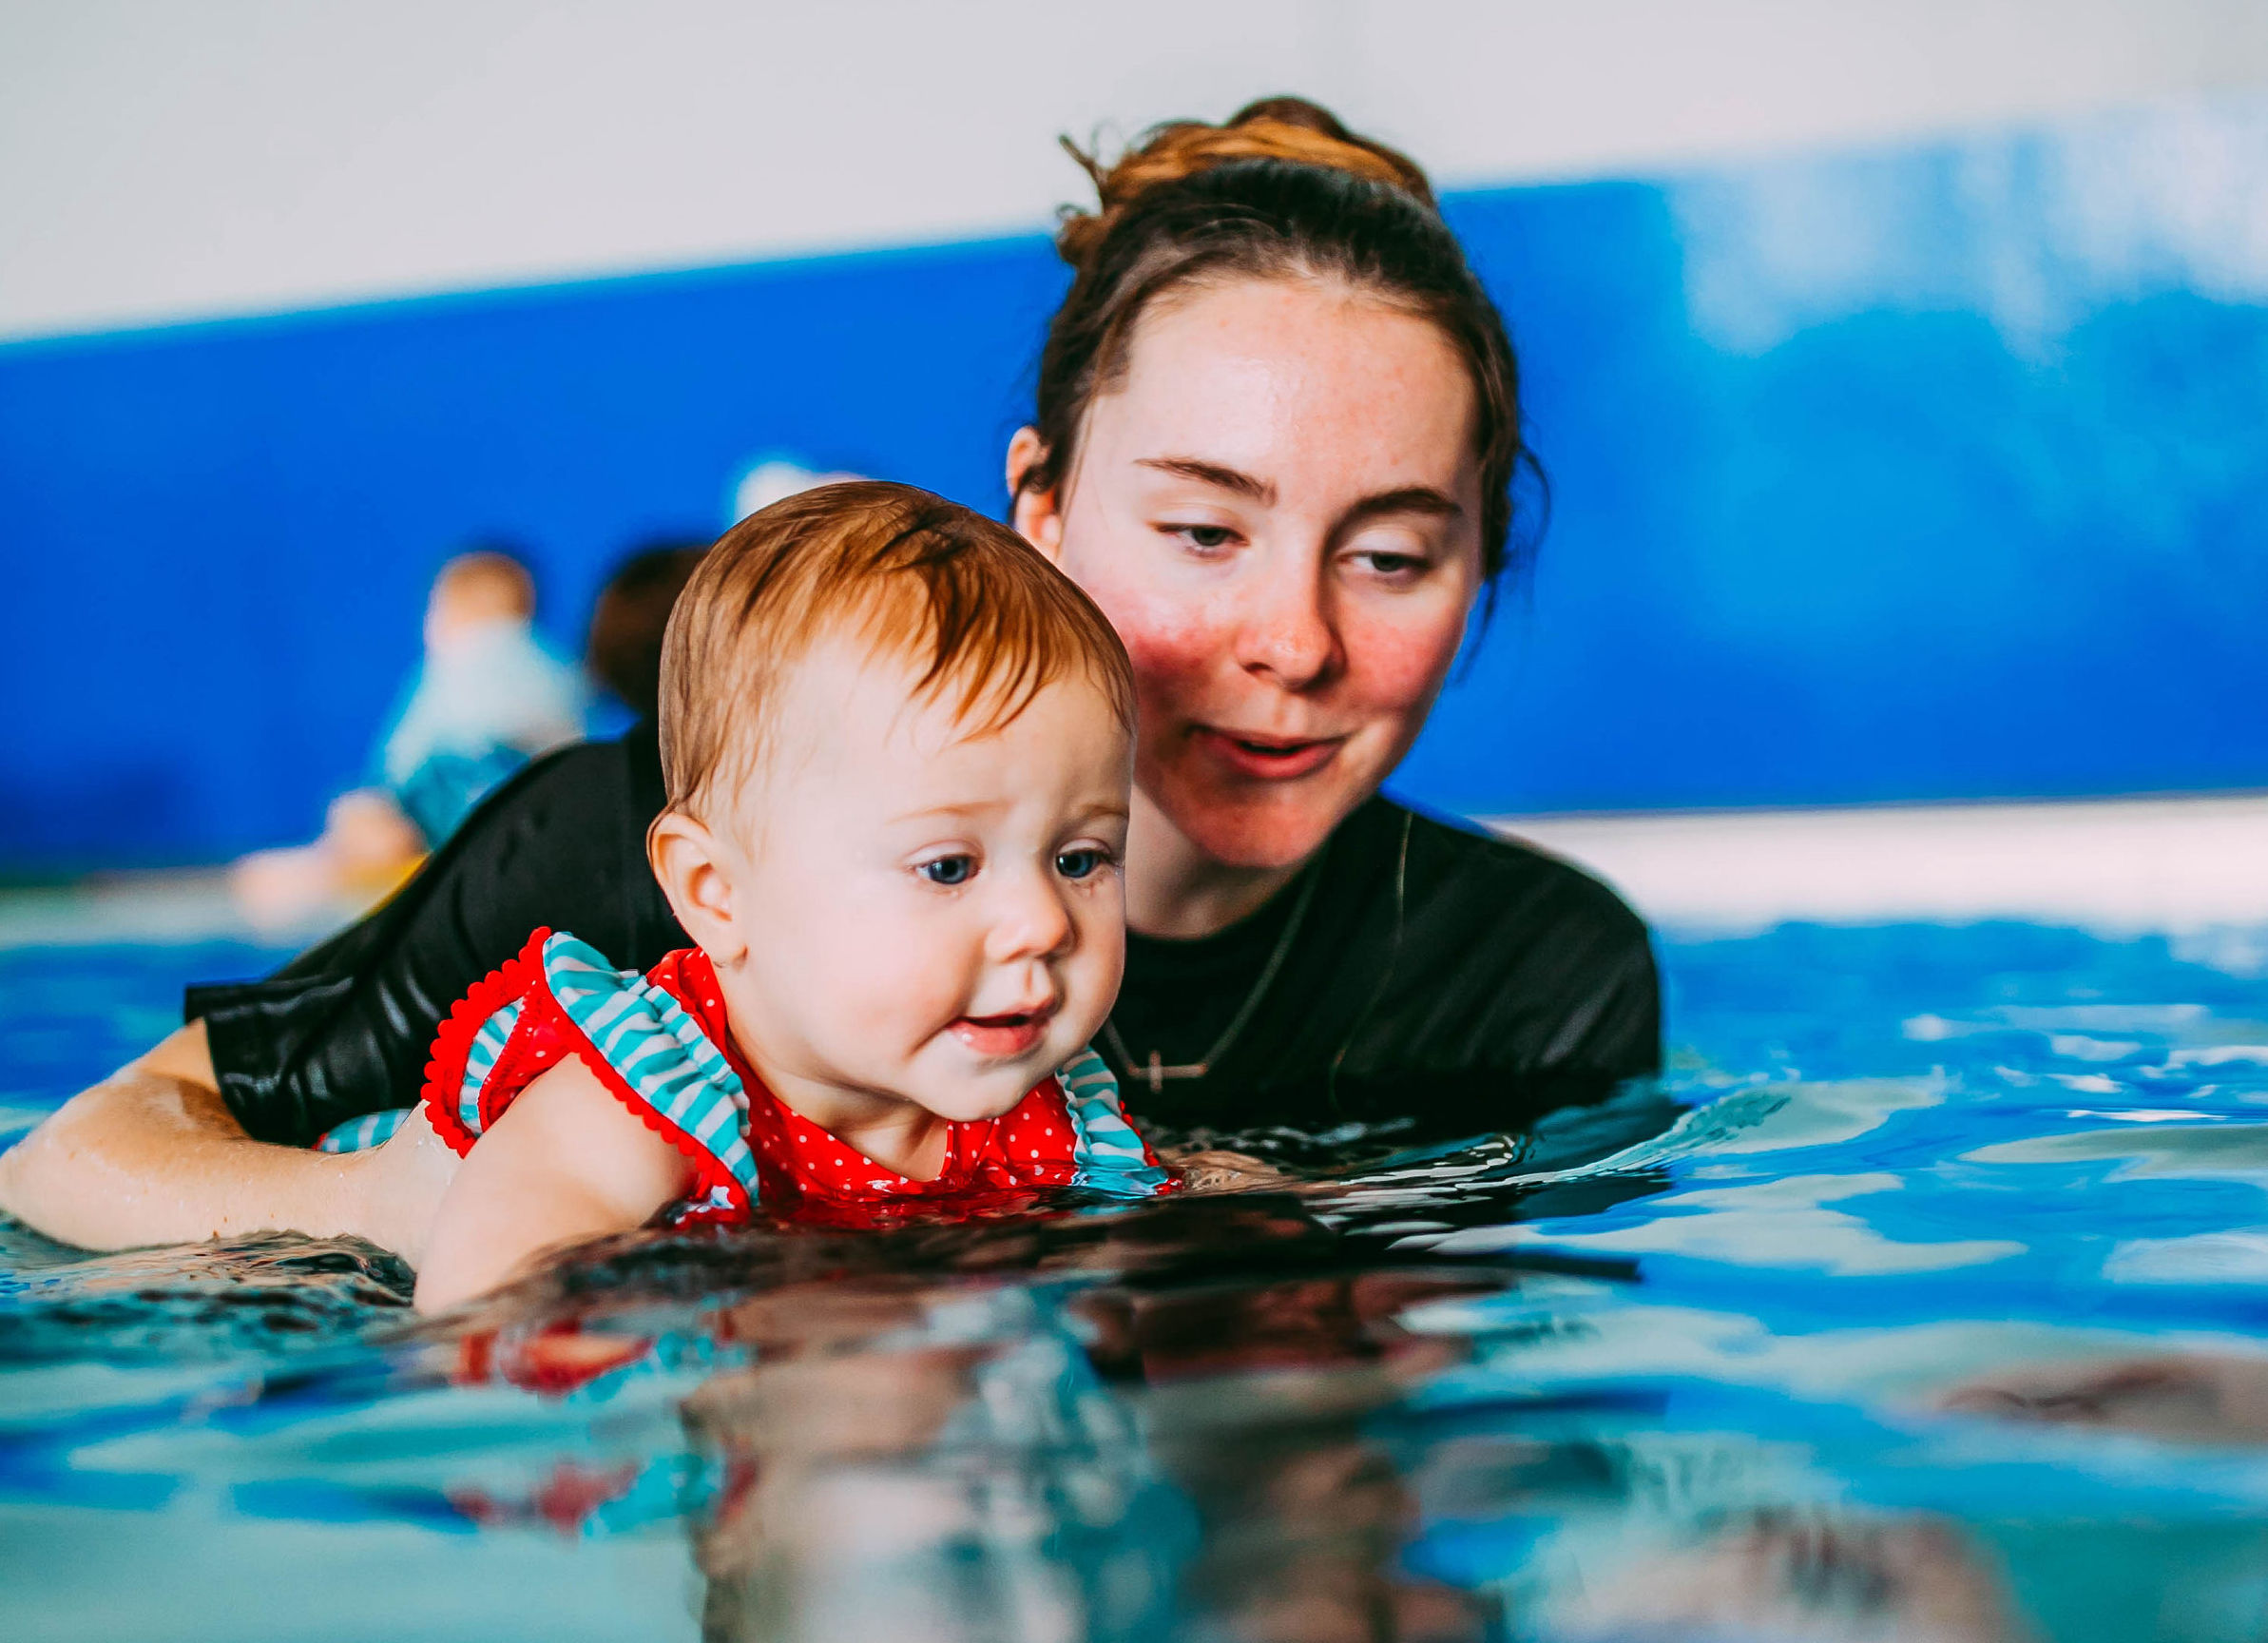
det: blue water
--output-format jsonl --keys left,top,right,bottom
{"left": 5, "top": 921, "right": 2268, "bottom": 1641}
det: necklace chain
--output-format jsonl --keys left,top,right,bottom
{"left": 1103, "top": 863, "right": 1324, "bottom": 1098}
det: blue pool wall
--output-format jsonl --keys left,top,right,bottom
{"left": 5, "top": 99, "right": 2266, "bottom": 867}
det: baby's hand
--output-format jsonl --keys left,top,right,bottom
{"left": 1162, "top": 1145, "right": 1294, "bottom": 1193}
{"left": 353, "top": 1106, "right": 462, "bottom": 1265}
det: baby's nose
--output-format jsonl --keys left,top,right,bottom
{"left": 985, "top": 873, "right": 1074, "bottom": 962}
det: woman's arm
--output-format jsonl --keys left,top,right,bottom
{"left": 412, "top": 1056, "right": 694, "bottom": 1314}
{"left": 0, "top": 1021, "right": 456, "bottom": 1251}
{"left": 0, "top": 732, "right": 681, "bottom": 1251}
{"left": 196, "top": 729, "right": 679, "bottom": 1147}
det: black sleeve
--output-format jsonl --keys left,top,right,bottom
{"left": 1320, "top": 812, "right": 1663, "bottom": 1133}
{"left": 1528, "top": 902, "right": 1662, "bottom": 1084}
{"left": 1407, "top": 816, "right": 1659, "bottom": 1069}
{"left": 187, "top": 725, "right": 682, "bottom": 1146}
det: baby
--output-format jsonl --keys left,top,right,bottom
{"left": 339, "top": 482, "right": 1171, "bottom": 1311}
{"left": 230, "top": 548, "right": 588, "bottom": 931}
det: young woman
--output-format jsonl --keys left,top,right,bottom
{"left": 0, "top": 98, "right": 1658, "bottom": 1251}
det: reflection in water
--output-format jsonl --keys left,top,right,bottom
{"left": 419, "top": 1183, "right": 2058, "bottom": 1643}
{"left": 445, "top": 1197, "right": 1537, "bottom": 1642}
{"left": 1940, "top": 1351, "right": 2268, "bottom": 1448}
{"left": 1534, "top": 1512, "right": 2034, "bottom": 1643}
{"left": 682, "top": 1283, "right": 1146, "bottom": 1642}
{"left": 8, "top": 922, "right": 2268, "bottom": 1639}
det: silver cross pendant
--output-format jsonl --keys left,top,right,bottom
{"left": 1141, "top": 1052, "right": 1209, "bottom": 1096}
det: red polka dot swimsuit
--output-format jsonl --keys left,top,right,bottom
{"left": 415, "top": 929, "right": 1174, "bottom": 1231}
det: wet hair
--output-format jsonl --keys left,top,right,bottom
{"left": 658, "top": 481, "right": 1135, "bottom": 819}
{"left": 586, "top": 539, "right": 708, "bottom": 722}
{"left": 1021, "top": 95, "right": 1537, "bottom": 586}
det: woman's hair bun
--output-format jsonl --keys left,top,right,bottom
{"left": 1054, "top": 95, "right": 1435, "bottom": 271}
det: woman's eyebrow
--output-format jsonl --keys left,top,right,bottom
{"left": 1135, "top": 456, "right": 1276, "bottom": 504}
{"left": 1342, "top": 485, "right": 1463, "bottom": 526}
{"left": 1136, "top": 458, "right": 1460, "bottom": 527}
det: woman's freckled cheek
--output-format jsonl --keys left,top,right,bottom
{"left": 1105, "top": 598, "right": 1224, "bottom": 721}
{"left": 1344, "top": 612, "right": 1464, "bottom": 718}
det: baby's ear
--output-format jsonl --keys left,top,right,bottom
{"left": 646, "top": 809, "right": 746, "bottom": 964}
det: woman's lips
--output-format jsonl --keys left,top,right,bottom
{"left": 951, "top": 1008, "right": 1051, "bottom": 1058}
{"left": 1191, "top": 726, "right": 1346, "bottom": 782}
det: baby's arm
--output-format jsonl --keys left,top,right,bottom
{"left": 413, "top": 1056, "right": 694, "bottom": 1314}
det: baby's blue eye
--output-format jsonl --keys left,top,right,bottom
{"left": 1055, "top": 848, "right": 1107, "bottom": 880}
{"left": 918, "top": 855, "right": 975, "bottom": 886}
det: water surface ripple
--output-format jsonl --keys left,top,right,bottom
{"left": 5, "top": 922, "right": 2268, "bottom": 1642}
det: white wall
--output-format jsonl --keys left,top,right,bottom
{"left": 1504, "top": 797, "right": 2268, "bottom": 938}
{"left": 4, "top": 0, "right": 2267, "bottom": 340}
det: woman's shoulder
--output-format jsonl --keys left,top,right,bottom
{"left": 469, "top": 720, "right": 664, "bottom": 839}
{"left": 428, "top": 723, "right": 676, "bottom": 957}
{"left": 1302, "top": 798, "right": 1662, "bottom": 1106}
{"left": 1355, "top": 795, "right": 1651, "bottom": 953}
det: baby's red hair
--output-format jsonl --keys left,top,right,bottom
{"left": 657, "top": 480, "right": 1134, "bottom": 820}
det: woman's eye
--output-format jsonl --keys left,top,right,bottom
{"left": 917, "top": 855, "right": 976, "bottom": 886}
{"left": 1167, "top": 523, "right": 1238, "bottom": 553}
{"left": 1054, "top": 847, "right": 1109, "bottom": 880}
{"left": 1353, "top": 549, "right": 1427, "bottom": 579}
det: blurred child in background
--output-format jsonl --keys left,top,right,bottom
{"left": 378, "top": 549, "right": 589, "bottom": 842}
{"left": 232, "top": 547, "right": 589, "bottom": 932}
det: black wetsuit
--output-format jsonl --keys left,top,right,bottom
{"left": 192, "top": 724, "right": 1661, "bottom": 1148}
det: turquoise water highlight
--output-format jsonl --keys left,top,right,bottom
{"left": 4, "top": 921, "right": 2268, "bottom": 1641}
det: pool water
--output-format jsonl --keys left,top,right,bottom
{"left": 4, "top": 921, "right": 2268, "bottom": 1642}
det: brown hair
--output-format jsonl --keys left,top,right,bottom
{"left": 1023, "top": 96, "right": 1536, "bottom": 586}
{"left": 658, "top": 481, "right": 1135, "bottom": 818}
{"left": 587, "top": 539, "right": 707, "bottom": 721}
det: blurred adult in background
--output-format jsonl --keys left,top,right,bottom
{"left": 584, "top": 540, "right": 709, "bottom": 726}
{"left": 732, "top": 457, "right": 868, "bottom": 526}
{"left": 228, "top": 548, "right": 588, "bottom": 933}
{"left": 1, "top": 97, "right": 1662, "bottom": 1253}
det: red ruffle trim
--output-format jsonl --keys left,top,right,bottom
{"left": 453, "top": 1323, "right": 654, "bottom": 1397}
{"left": 417, "top": 926, "right": 752, "bottom": 1224}
{"left": 419, "top": 927, "right": 554, "bottom": 1158}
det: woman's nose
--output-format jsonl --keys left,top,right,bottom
{"left": 984, "top": 868, "right": 1073, "bottom": 964}
{"left": 1234, "top": 567, "right": 1342, "bottom": 691}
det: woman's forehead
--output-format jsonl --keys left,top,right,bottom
{"left": 1097, "top": 279, "right": 1480, "bottom": 496}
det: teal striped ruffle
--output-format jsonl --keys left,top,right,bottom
{"left": 1059, "top": 1047, "right": 1172, "bottom": 1197}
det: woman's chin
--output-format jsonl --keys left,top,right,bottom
{"left": 1157, "top": 781, "right": 1354, "bottom": 874}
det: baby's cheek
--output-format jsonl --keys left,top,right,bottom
{"left": 1064, "top": 909, "right": 1127, "bottom": 1043}
{"left": 842, "top": 937, "right": 971, "bottom": 1053}
{"left": 777, "top": 899, "right": 938, "bottom": 1056}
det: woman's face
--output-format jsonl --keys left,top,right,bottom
{"left": 1018, "top": 278, "right": 1485, "bottom": 873}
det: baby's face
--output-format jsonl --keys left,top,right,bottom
{"left": 706, "top": 639, "right": 1132, "bottom": 1125}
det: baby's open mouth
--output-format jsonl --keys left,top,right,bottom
{"left": 951, "top": 1006, "right": 1054, "bottom": 1059}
